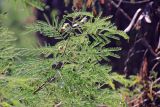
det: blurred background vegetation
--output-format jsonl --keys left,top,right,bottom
{"left": 0, "top": 0, "right": 37, "bottom": 48}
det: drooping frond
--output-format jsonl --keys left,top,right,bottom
{"left": 26, "top": 21, "right": 61, "bottom": 38}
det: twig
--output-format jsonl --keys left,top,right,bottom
{"left": 151, "top": 62, "right": 160, "bottom": 71}
{"left": 124, "top": 8, "right": 142, "bottom": 33}
{"left": 152, "top": 77, "right": 160, "bottom": 85}
{"left": 141, "top": 37, "right": 157, "bottom": 57}
{"left": 33, "top": 75, "right": 56, "bottom": 94}
{"left": 54, "top": 101, "right": 62, "bottom": 107}
{"left": 149, "top": 77, "right": 160, "bottom": 96}
{"left": 127, "top": 91, "right": 144, "bottom": 104}
{"left": 155, "top": 22, "right": 160, "bottom": 52}
{"left": 156, "top": 90, "right": 160, "bottom": 95}
{"left": 132, "top": 99, "right": 148, "bottom": 107}
{"left": 115, "top": 0, "right": 150, "bottom": 4}
{"left": 117, "top": 0, "right": 123, "bottom": 7}
{"left": 108, "top": 0, "right": 131, "bottom": 21}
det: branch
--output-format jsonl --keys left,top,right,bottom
{"left": 109, "top": 0, "right": 131, "bottom": 21}
{"left": 115, "top": 0, "right": 151, "bottom": 4}
{"left": 33, "top": 75, "right": 56, "bottom": 94}
{"left": 124, "top": 8, "right": 142, "bottom": 33}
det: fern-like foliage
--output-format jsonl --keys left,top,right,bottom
{"left": 0, "top": 12, "right": 134, "bottom": 107}
{"left": 26, "top": 21, "right": 61, "bottom": 38}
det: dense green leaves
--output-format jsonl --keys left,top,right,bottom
{"left": 0, "top": 11, "right": 133, "bottom": 107}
